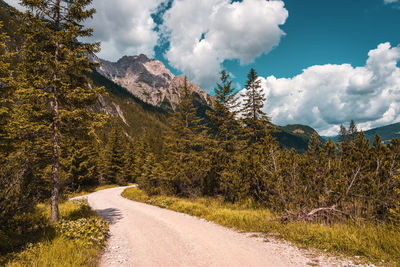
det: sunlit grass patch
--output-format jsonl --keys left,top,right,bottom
{"left": 6, "top": 200, "right": 109, "bottom": 267}
{"left": 7, "top": 237, "right": 99, "bottom": 267}
{"left": 121, "top": 186, "right": 149, "bottom": 202}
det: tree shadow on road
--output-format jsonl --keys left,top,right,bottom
{"left": 95, "top": 208, "right": 123, "bottom": 224}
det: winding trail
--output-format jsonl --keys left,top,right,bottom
{"left": 81, "top": 186, "right": 358, "bottom": 267}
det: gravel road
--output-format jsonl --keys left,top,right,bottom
{"left": 81, "top": 186, "right": 360, "bottom": 267}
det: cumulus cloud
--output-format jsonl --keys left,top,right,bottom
{"left": 161, "top": 0, "right": 288, "bottom": 89}
{"left": 84, "top": 0, "right": 164, "bottom": 61}
{"left": 4, "top": 0, "right": 164, "bottom": 61}
{"left": 5, "top": 0, "right": 288, "bottom": 89}
{"left": 255, "top": 43, "right": 400, "bottom": 136}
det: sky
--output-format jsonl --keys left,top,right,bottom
{"left": 4, "top": 0, "right": 400, "bottom": 135}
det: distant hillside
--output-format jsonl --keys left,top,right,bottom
{"left": 326, "top": 122, "right": 400, "bottom": 145}
{"left": 88, "top": 70, "right": 169, "bottom": 134}
{"left": 274, "top": 124, "right": 325, "bottom": 153}
{"left": 362, "top": 122, "right": 400, "bottom": 144}
{"left": 0, "top": 0, "right": 23, "bottom": 50}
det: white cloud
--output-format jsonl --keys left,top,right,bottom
{"left": 4, "top": 0, "right": 164, "bottom": 61}
{"left": 3, "top": 0, "right": 24, "bottom": 10}
{"left": 5, "top": 0, "right": 288, "bottom": 90}
{"left": 161, "top": 0, "right": 288, "bottom": 89}
{"left": 255, "top": 43, "right": 400, "bottom": 136}
{"left": 384, "top": 0, "right": 400, "bottom": 8}
{"left": 84, "top": 0, "right": 164, "bottom": 61}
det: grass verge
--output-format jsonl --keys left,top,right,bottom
{"left": 122, "top": 187, "right": 399, "bottom": 265}
{"left": 5, "top": 200, "right": 109, "bottom": 267}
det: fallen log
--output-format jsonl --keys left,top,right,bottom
{"left": 280, "top": 205, "right": 355, "bottom": 223}
{"left": 307, "top": 205, "right": 355, "bottom": 221}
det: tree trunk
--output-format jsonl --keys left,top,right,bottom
{"left": 50, "top": 0, "right": 61, "bottom": 223}
{"left": 50, "top": 97, "right": 60, "bottom": 222}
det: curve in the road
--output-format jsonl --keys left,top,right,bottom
{"left": 84, "top": 186, "right": 346, "bottom": 267}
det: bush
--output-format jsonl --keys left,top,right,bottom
{"left": 56, "top": 218, "right": 109, "bottom": 247}
{"left": 121, "top": 186, "right": 149, "bottom": 202}
{"left": 6, "top": 199, "right": 109, "bottom": 266}
{"left": 7, "top": 237, "right": 100, "bottom": 267}
{"left": 389, "top": 176, "right": 400, "bottom": 226}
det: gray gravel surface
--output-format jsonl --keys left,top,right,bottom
{"left": 79, "top": 186, "right": 369, "bottom": 267}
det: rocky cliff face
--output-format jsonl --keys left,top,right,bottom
{"left": 91, "top": 54, "right": 213, "bottom": 111}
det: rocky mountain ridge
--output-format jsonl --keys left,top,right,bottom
{"left": 91, "top": 54, "right": 214, "bottom": 111}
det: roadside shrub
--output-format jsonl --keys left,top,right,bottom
{"left": 389, "top": 176, "right": 400, "bottom": 226}
{"left": 121, "top": 186, "right": 149, "bottom": 202}
{"left": 6, "top": 200, "right": 109, "bottom": 266}
{"left": 7, "top": 237, "right": 100, "bottom": 267}
{"left": 56, "top": 218, "right": 109, "bottom": 247}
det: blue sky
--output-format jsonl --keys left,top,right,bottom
{"left": 224, "top": 0, "right": 400, "bottom": 85}
{"left": 5, "top": 0, "right": 400, "bottom": 135}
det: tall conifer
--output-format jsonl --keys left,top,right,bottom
{"left": 240, "top": 68, "right": 270, "bottom": 144}
{"left": 0, "top": 22, "right": 14, "bottom": 156}
{"left": 163, "top": 77, "right": 207, "bottom": 196}
{"left": 103, "top": 127, "right": 126, "bottom": 184}
{"left": 205, "top": 70, "right": 240, "bottom": 195}
{"left": 15, "top": 0, "right": 105, "bottom": 222}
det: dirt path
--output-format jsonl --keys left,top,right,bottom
{"left": 81, "top": 186, "right": 359, "bottom": 267}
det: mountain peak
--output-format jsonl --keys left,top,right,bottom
{"left": 93, "top": 54, "right": 212, "bottom": 110}
{"left": 117, "top": 54, "right": 150, "bottom": 64}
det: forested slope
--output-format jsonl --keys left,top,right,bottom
{"left": 328, "top": 122, "right": 400, "bottom": 145}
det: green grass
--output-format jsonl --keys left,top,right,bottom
{"left": 7, "top": 237, "right": 99, "bottom": 267}
{"left": 5, "top": 200, "right": 108, "bottom": 267}
{"left": 122, "top": 187, "right": 400, "bottom": 265}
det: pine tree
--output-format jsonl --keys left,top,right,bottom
{"left": 338, "top": 124, "right": 348, "bottom": 144}
{"left": 348, "top": 120, "right": 358, "bottom": 142}
{"left": 133, "top": 133, "right": 150, "bottom": 181}
{"left": 0, "top": 22, "right": 19, "bottom": 226}
{"left": 240, "top": 68, "right": 270, "bottom": 144}
{"left": 389, "top": 175, "right": 400, "bottom": 225}
{"left": 122, "top": 139, "right": 136, "bottom": 183}
{"left": 207, "top": 70, "right": 240, "bottom": 139}
{"left": 0, "top": 21, "right": 13, "bottom": 155}
{"left": 324, "top": 138, "right": 337, "bottom": 169}
{"left": 62, "top": 139, "right": 98, "bottom": 191}
{"left": 303, "top": 133, "right": 330, "bottom": 209}
{"left": 1, "top": 23, "right": 47, "bottom": 230}
{"left": 137, "top": 152, "right": 166, "bottom": 195}
{"left": 205, "top": 70, "right": 241, "bottom": 195}
{"left": 163, "top": 77, "right": 208, "bottom": 196}
{"left": 388, "top": 139, "right": 400, "bottom": 224}
{"left": 103, "top": 127, "right": 126, "bottom": 185}
{"left": 14, "top": 0, "right": 106, "bottom": 222}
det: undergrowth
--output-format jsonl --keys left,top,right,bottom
{"left": 122, "top": 186, "right": 399, "bottom": 265}
{"left": 4, "top": 199, "right": 109, "bottom": 267}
